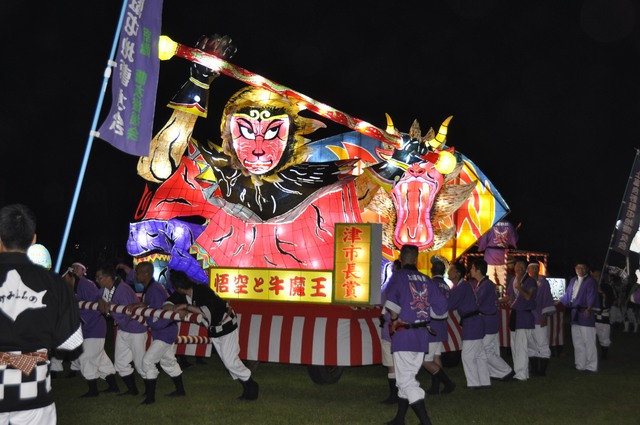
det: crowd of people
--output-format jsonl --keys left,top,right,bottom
{"left": 378, "top": 249, "right": 639, "bottom": 425}
{"left": 0, "top": 203, "right": 263, "bottom": 425}
{"left": 5, "top": 201, "right": 640, "bottom": 425}
{"left": 63, "top": 260, "right": 259, "bottom": 405}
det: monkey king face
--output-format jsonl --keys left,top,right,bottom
{"left": 220, "top": 87, "right": 324, "bottom": 179}
{"left": 229, "top": 109, "right": 290, "bottom": 175}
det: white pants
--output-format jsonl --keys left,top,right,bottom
{"left": 78, "top": 338, "right": 116, "bottom": 380}
{"left": 393, "top": 351, "right": 425, "bottom": 404}
{"left": 609, "top": 306, "right": 623, "bottom": 324}
{"left": 624, "top": 307, "right": 638, "bottom": 332}
{"left": 423, "top": 341, "right": 443, "bottom": 362}
{"left": 595, "top": 322, "right": 611, "bottom": 347}
{"left": 381, "top": 338, "right": 393, "bottom": 368}
{"left": 50, "top": 356, "right": 64, "bottom": 373}
{"left": 0, "top": 403, "right": 56, "bottom": 425}
{"left": 483, "top": 332, "right": 512, "bottom": 379}
{"left": 142, "top": 339, "right": 181, "bottom": 380}
{"left": 211, "top": 329, "right": 251, "bottom": 381}
{"left": 571, "top": 325, "right": 598, "bottom": 372}
{"left": 114, "top": 330, "right": 148, "bottom": 377}
{"left": 461, "top": 338, "right": 490, "bottom": 387}
{"left": 528, "top": 324, "right": 551, "bottom": 358}
{"left": 510, "top": 328, "right": 532, "bottom": 380}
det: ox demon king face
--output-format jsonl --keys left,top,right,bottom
{"left": 229, "top": 109, "right": 291, "bottom": 175}
{"left": 409, "top": 281, "right": 430, "bottom": 319}
{"left": 391, "top": 161, "right": 444, "bottom": 250}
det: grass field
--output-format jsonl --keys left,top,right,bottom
{"left": 52, "top": 323, "right": 640, "bottom": 424}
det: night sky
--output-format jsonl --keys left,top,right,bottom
{"left": 1, "top": 0, "right": 639, "bottom": 278}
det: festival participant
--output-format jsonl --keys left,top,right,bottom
{"left": 128, "top": 261, "right": 184, "bottom": 404}
{"left": 476, "top": 220, "right": 519, "bottom": 297}
{"left": 423, "top": 258, "right": 456, "bottom": 395}
{"left": 96, "top": 264, "right": 148, "bottom": 396}
{"left": 623, "top": 271, "right": 639, "bottom": 333}
{"left": 384, "top": 244, "right": 448, "bottom": 425}
{"left": 471, "top": 258, "right": 514, "bottom": 383}
{"left": 505, "top": 256, "right": 516, "bottom": 289}
{"left": 591, "top": 268, "right": 614, "bottom": 360}
{"left": 447, "top": 261, "right": 489, "bottom": 388}
{"left": 559, "top": 261, "right": 599, "bottom": 372}
{"left": 0, "top": 203, "right": 83, "bottom": 424}
{"left": 63, "top": 265, "right": 119, "bottom": 397}
{"left": 607, "top": 269, "right": 626, "bottom": 330}
{"left": 66, "top": 262, "right": 90, "bottom": 378}
{"left": 71, "top": 262, "right": 90, "bottom": 280}
{"left": 527, "top": 262, "right": 555, "bottom": 375}
{"left": 379, "top": 259, "right": 401, "bottom": 404}
{"left": 504, "top": 260, "right": 537, "bottom": 381}
{"left": 164, "top": 269, "right": 259, "bottom": 400}
{"left": 631, "top": 275, "right": 640, "bottom": 306}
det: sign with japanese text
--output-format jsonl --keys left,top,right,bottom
{"left": 333, "top": 223, "right": 382, "bottom": 305}
{"left": 97, "top": 0, "right": 163, "bottom": 156}
{"left": 207, "top": 223, "right": 382, "bottom": 305}
{"left": 210, "top": 268, "right": 334, "bottom": 304}
{"left": 612, "top": 150, "right": 640, "bottom": 255}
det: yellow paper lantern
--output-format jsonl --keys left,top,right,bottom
{"left": 158, "top": 35, "right": 178, "bottom": 61}
{"left": 435, "top": 150, "right": 457, "bottom": 174}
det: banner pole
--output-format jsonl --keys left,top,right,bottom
{"left": 53, "top": 0, "right": 129, "bottom": 273}
{"left": 601, "top": 148, "right": 640, "bottom": 277}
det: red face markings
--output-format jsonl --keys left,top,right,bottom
{"left": 230, "top": 109, "right": 290, "bottom": 175}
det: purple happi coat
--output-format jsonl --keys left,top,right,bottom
{"left": 507, "top": 274, "right": 537, "bottom": 329}
{"left": 384, "top": 266, "right": 448, "bottom": 353}
{"left": 448, "top": 279, "right": 484, "bottom": 340}
{"left": 560, "top": 275, "right": 599, "bottom": 327}
{"left": 111, "top": 280, "right": 147, "bottom": 334}
{"left": 534, "top": 277, "right": 556, "bottom": 323}
{"left": 143, "top": 281, "right": 178, "bottom": 343}
{"left": 76, "top": 276, "right": 105, "bottom": 339}
{"left": 430, "top": 276, "right": 450, "bottom": 343}
{"left": 476, "top": 277, "right": 501, "bottom": 335}
{"left": 476, "top": 221, "right": 518, "bottom": 265}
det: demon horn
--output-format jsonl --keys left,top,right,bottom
{"left": 428, "top": 115, "right": 453, "bottom": 150}
{"left": 385, "top": 113, "right": 399, "bottom": 136}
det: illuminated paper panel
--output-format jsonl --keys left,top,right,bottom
{"left": 210, "top": 268, "right": 333, "bottom": 304}
{"left": 333, "top": 223, "right": 382, "bottom": 305}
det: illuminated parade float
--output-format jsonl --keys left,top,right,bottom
{"left": 120, "top": 34, "right": 511, "bottom": 381}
